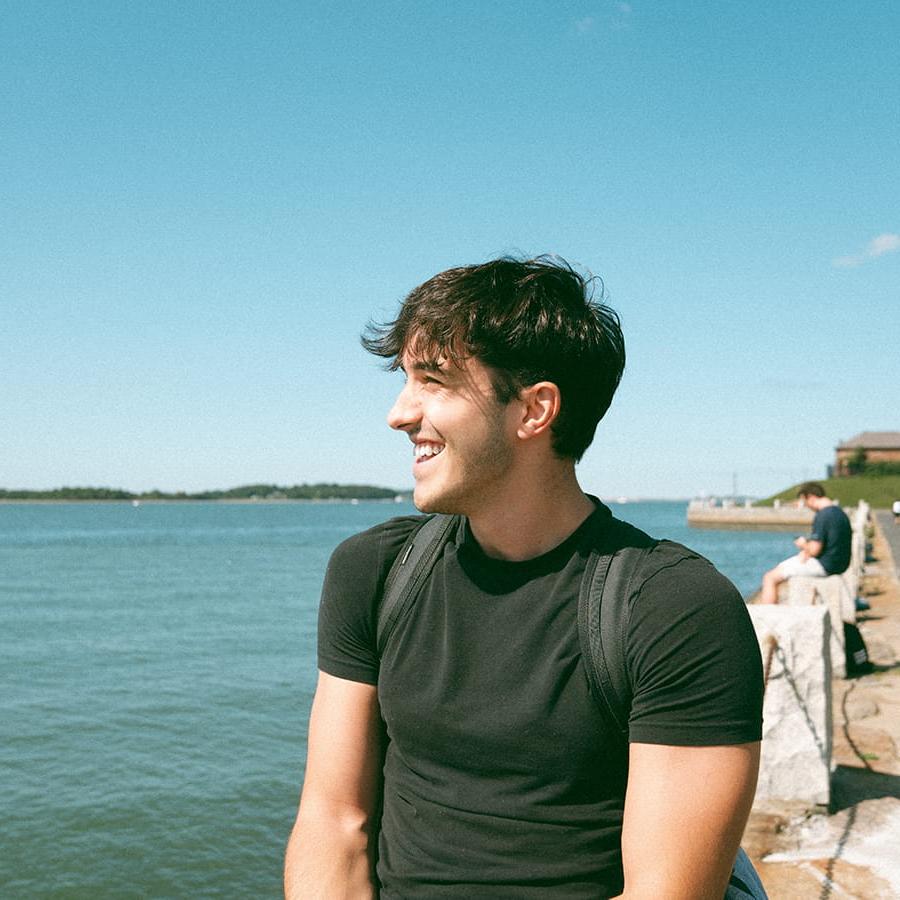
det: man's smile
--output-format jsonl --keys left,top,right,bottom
{"left": 414, "top": 441, "right": 445, "bottom": 462}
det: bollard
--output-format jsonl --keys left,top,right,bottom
{"left": 748, "top": 605, "right": 832, "bottom": 809}
{"left": 783, "top": 575, "right": 854, "bottom": 677}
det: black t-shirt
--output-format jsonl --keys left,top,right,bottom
{"left": 810, "top": 504, "right": 852, "bottom": 575}
{"left": 317, "top": 503, "right": 763, "bottom": 898}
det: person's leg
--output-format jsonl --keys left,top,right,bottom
{"left": 759, "top": 566, "right": 784, "bottom": 604}
{"left": 761, "top": 554, "right": 827, "bottom": 604}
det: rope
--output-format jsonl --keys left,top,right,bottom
{"left": 762, "top": 633, "right": 778, "bottom": 691}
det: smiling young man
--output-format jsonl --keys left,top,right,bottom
{"left": 285, "top": 258, "right": 764, "bottom": 899}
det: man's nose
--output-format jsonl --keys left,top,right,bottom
{"left": 387, "top": 382, "right": 420, "bottom": 432}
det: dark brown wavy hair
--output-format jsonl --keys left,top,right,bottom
{"left": 361, "top": 256, "right": 625, "bottom": 461}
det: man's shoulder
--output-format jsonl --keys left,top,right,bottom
{"left": 598, "top": 514, "right": 738, "bottom": 604}
{"left": 816, "top": 503, "right": 851, "bottom": 526}
{"left": 330, "top": 514, "right": 427, "bottom": 565}
{"left": 642, "top": 538, "right": 707, "bottom": 573}
{"left": 629, "top": 535, "right": 741, "bottom": 607}
{"left": 319, "top": 515, "right": 429, "bottom": 641}
{"left": 603, "top": 512, "right": 705, "bottom": 573}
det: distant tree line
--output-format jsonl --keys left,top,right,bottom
{"left": 0, "top": 483, "right": 403, "bottom": 501}
{"left": 843, "top": 448, "right": 900, "bottom": 477}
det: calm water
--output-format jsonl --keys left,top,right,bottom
{"left": 1, "top": 501, "right": 790, "bottom": 897}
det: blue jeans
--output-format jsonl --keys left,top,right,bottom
{"left": 725, "top": 848, "right": 768, "bottom": 899}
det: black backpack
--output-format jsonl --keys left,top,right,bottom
{"left": 375, "top": 512, "right": 768, "bottom": 900}
{"left": 844, "top": 622, "right": 873, "bottom": 676}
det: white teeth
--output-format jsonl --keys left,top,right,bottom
{"left": 415, "top": 443, "right": 444, "bottom": 458}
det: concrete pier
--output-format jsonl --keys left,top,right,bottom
{"left": 687, "top": 503, "right": 814, "bottom": 530}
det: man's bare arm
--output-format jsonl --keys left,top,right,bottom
{"left": 794, "top": 535, "right": 823, "bottom": 559}
{"left": 284, "top": 671, "right": 383, "bottom": 900}
{"left": 614, "top": 741, "right": 760, "bottom": 900}
{"left": 804, "top": 538, "right": 823, "bottom": 559}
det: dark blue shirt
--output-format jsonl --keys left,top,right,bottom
{"left": 810, "top": 505, "right": 852, "bottom": 575}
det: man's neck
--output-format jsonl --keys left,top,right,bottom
{"left": 465, "top": 467, "right": 595, "bottom": 562}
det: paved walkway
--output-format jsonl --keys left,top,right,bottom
{"left": 743, "top": 513, "right": 900, "bottom": 898}
{"left": 874, "top": 510, "right": 900, "bottom": 579}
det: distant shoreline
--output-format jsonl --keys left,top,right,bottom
{"left": 0, "top": 482, "right": 409, "bottom": 503}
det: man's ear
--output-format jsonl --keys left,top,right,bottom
{"left": 516, "top": 382, "right": 561, "bottom": 442}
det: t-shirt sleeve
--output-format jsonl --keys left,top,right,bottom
{"left": 625, "top": 547, "right": 764, "bottom": 746}
{"left": 809, "top": 509, "right": 829, "bottom": 544}
{"left": 317, "top": 516, "right": 422, "bottom": 685}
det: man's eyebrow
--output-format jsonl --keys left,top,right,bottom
{"left": 411, "top": 359, "right": 445, "bottom": 373}
{"left": 397, "top": 356, "right": 456, "bottom": 378}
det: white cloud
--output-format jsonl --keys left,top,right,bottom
{"left": 832, "top": 231, "right": 900, "bottom": 268}
{"left": 867, "top": 232, "right": 900, "bottom": 258}
{"left": 576, "top": 3, "right": 632, "bottom": 34}
{"left": 832, "top": 254, "right": 861, "bottom": 268}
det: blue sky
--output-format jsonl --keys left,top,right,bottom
{"left": 2, "top": 1, "right": 898, "bottom": 499}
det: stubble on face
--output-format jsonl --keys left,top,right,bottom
{"left": 414, "top": 409, "right": 514, "bottom": 515}
{"left": 410, "top": 358, "right": 519, "bottom": 516}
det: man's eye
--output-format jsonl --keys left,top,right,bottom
{"left": 423, "top": 376, "right": 442, "bottom": 385}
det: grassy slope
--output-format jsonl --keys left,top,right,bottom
{"left": 759, "top": 474, "right": 900, "bottom": 508}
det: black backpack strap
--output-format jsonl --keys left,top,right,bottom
{"left": 580, "top": 527, "right": 767, "bottom": 898}
{"left": 376, "top": 513, "right": 459, "bottom": 656}
{"left": 577, "top": 521, "right": 656, "bottom": 740}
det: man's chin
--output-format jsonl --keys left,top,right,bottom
{"left": 413, "top": 492, "right": 438, "bottom": 514}
{"left": 413, "top": 485, "right": 457, "bottom": 515}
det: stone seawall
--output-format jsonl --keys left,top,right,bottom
{"left": 743, "top": 512, "right": 900, "bottom": 898}
{"left": 687, "top": 505, "right": 814, "bottom": 530}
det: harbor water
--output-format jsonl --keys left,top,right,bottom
{"left": 1, "top": 500, "right": 792, "bottom": 897}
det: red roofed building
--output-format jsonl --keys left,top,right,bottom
{"left": 835, "top": 431, "right": 900, "bottom": 475}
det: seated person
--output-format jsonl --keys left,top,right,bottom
{"left": 760, "top": 482, "right": 852, "bottom": 604}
